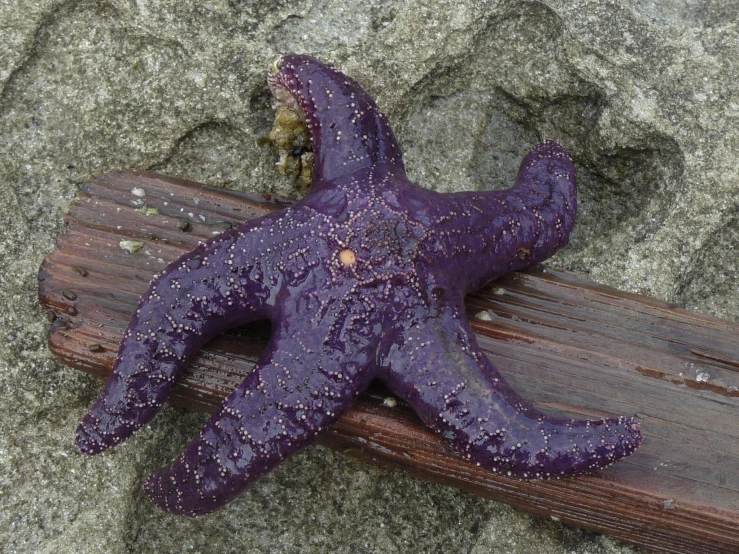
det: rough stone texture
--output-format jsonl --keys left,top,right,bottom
{"left": 1, "top": 0, "right": 737, "bottom": 552}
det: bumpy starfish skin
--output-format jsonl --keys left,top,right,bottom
{"left": 76, "top": 55, "right": 641, "bottom": 516}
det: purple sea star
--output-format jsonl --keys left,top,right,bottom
{"left": 76, "top": 54, "right": 642, "bottom": 516}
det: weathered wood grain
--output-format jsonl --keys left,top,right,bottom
{"left": 39, "top": 171, "right": 739, "bottom": 553}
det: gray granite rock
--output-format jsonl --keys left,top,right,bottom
{"left": 2, "top": 0, "right": 737, "bottom": 552}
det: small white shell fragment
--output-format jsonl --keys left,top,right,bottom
{"left": 131, "top": 187, "right": 146, "bottom": 197}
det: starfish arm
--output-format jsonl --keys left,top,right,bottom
{"left": 142, "top": 320, "right": 377, "bottom": 516}
{"left": 268, "top": 54, "right": 406, "bottom": 185}
{"left": 75, "top": 214, "right": 284, "bottom": 455}
{"left": 428, "top": 140, "right": 577, "bottom": 292}
{"left": 380, "top": 304, "right": 641, "bottom": 479}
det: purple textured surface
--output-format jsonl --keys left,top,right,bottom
{"left": 76, "top": 55, "right": 641, "bottom": 516}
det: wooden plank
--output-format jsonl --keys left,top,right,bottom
{"left": 38, "top": 170, "right": 739, "bottom": 553}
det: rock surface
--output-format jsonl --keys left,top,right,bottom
{"left": 1, "top": 0, "right": 737, "bottom": 552}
